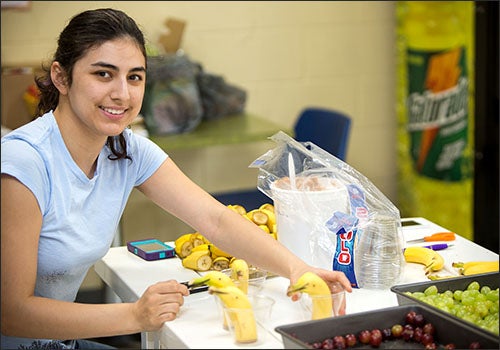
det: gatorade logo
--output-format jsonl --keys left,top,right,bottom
{"left": 407, "top": 77, "right": 468, "bottom": 130}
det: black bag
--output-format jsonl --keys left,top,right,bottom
{"left": 196, "top": 66, "right": 247, "bottom": 121}
{"left": 141, "top": 54, "right": 203, "bottom": 135}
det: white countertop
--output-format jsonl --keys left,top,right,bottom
{"left": 94, "top": 217, "right": 499, "bottom": 349}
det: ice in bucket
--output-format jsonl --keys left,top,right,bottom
{"left": 271, "top": 176, "right": 350, "bottom": 269}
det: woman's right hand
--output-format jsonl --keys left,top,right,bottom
{"left": 132, "top": 280, "right": 189, "bottom": 331}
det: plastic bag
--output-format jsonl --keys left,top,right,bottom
{"left": 249, "top": 131, "right": 405, "bottom": 289}
{"left": 196, "top": 66, "right": 247, "bottom": 121}
{"left": 141, "top": 54, "right": 203, "bottom": 135}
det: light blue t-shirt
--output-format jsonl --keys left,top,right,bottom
{"left": 1, "top": 112, "right": 168, "bottom": 348}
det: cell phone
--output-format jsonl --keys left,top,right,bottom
{"left": 127, "top": 238, "right": 176, "bottom": 261}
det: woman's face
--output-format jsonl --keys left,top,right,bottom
{"left": 61, "top": 37, "right": 146, "bottom": 138}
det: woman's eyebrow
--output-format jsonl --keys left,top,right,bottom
{"left": 91, "top": 62, "right": 146, "bottom": 73}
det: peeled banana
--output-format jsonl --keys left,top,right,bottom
{"left": 209, "top": 286, "right": 257, "bottom": 343}
{"left": 181, "top": 250, "right": 212, "bottom": 271}
{"left": 174, "top": 233, "right": 194, "bottom": 258}
{"left": 230, "top": 259, "right": 250, "bottom": 294}
{"left": 212, "top": 256, "right": 230, "bottom": 271}
{"left": 404, "top": 246, "right": 445, "bottom": 274}
{"left": 452, "top": 261, "right": 499, "bottom": 275}
{"left": 287, "top": 271, "right": 333, "bottom": 320}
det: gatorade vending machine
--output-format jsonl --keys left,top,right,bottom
{"left": 396, "top": 1, "right": 475, "bottom": 240}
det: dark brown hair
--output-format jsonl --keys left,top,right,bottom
{"left": 35, "top": 8, "right": 147, "bottom": 160}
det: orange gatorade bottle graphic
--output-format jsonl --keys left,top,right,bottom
{"left": 397, "top": 1, "right": 474, "bottom": 239}
{"left": 405, "top": 2, "right": 469, "bottom": 180}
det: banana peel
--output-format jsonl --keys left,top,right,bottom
{"left": 403, "top": 246, "right": 445, "bottom": 275}
{"left": 209, "top": 286, "right": 257, "bottom": 343}
{"left": 452, "top": 260, "right": 499, "bottom": 276}
{"left": 287, "top": 271, "right": 333, "bottom": 320}
{"left": 181, "top": 250, "right": 212, "bottom": 271}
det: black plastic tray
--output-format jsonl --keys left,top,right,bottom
{"left": 390, "top": 272, "right": 499, "bottom": 338}
{"left": 275, "top": 304, "right": 499, "bottom": 349}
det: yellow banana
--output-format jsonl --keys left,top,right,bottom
{"left": 212, "top": 256, "right": 230, "bottom": 271}
{"left": 181, "top": 250, "right": 212, "bottom": 271}
{"left": 259, "top": 203, "right": 275, "bottom": 212}
{"left": 174, "top": 233, "right": 194, "bottom": 258}
{"left": 208, "top": 244, "right": 232, "bottom": 259}
{"left": 190, "top": 232, "right": 206, "bottom": 247}
{"left": 230, "top": 259, "right": 250, "bottom": 294}
{"left": 258, "top": 224, "right": 270, "bottom": 233}
{"left": 228, "top": 204, "right": 247, "bottom": 216}
{"left": 453, "top": 261, "right": 499, "bottom": 275}
{"left": 189, "top": 270, "right": 235, "bottom": 329}
{"left": 404, "top": 246, "right": 444, "bottom": 274}
{"left": 190, "top": 243, "right": 211, "bottom": 253}
{"left": 259, "top": 208, "right": 276, "bottom": 232}
{"left": 188, "top": 270, "right": 235, "bottom": 288}
{"left": 209, "top": 286, "right": 257, "bottom": 343}
{"left": 287, "top": 271, "right": 332, "bottom": 320}
{"left": 246, "top": 209, "right": 268, "bottom": 226}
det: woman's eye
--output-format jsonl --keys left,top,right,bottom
{"left": 129, "top": 74, "right": 143, "bottom": 82}
{"left": 96, "top": 71, "right": 111, "bottom": 78}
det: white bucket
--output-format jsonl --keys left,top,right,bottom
{"left": 270, "top": 178, "right": 350, "bottom": 268}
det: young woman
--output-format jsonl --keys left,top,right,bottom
{"left": 1, "top": 8, "right": 352, "bottom": 349}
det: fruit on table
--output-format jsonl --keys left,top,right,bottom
{"left": 404, "top": 246, "right": 444, "bottom": 274}
{"left": 230, "top": 258, "right": 250, "bottom": 294}
{"left": 174, "top": 233, "right": 194, "bottom": 258}
{"left": 189, "top": 270, "right": 236, "bottom": 288}
{"left": 308, "top": 310, "right": 485, "bottom": 349}
{"left": 452, "top": 260, "right": 499, "bottom": 275}
{"left": 174, "top": 203, "right": 277, "bottom": 272}
{"left": 209, "top": 285, "right": 257, "bottom": 343}
{"left": 181, "top": 249, "right": 212, "bottom": 271}
{"left": 287, "top": 271, "right": 332, "bottom": 320}
{"left": 212, "top": 256, "right": 230, "bottom": 271}
{"left": 403, "top": 280, "right": 499, "bottom": 335}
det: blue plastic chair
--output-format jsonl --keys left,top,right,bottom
{"left": 212, "top": 107, "right": 352, "bottom": 210}
{"left": 294, "top": 107, "right": 351, "bottom": 161}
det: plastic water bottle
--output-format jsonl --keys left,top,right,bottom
{"left": 354, "top": 215, "right": 405, "bottom": 289}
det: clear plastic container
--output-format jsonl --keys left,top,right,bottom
{"left": 353, "top": 214, "right": 405, "bottom": 289}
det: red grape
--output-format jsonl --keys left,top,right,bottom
{"left": 405, "top": 311, "right": 417, "bottom": 325}
{"left": 332, "top": 335, "right": 346, "bottom": 349}
{"left": 413, "top": 327, "right": 423, "bottom": 343}
{"left": 370, "top": 329, "right": 383, "bottom": 348}
{"left": 423, "top": 322, "right": 436, "bottom": 335}
{"left": 414, "top": 313, "right": 425, "bottom": 327}
{"left": 421, "top": 333, "right": 434, "bottom": 346}
{"left": 358, "top": 330, "right": 371, "bottom": 344}
{"left": 344, "top": 333, "right": 357, "bottom": 347}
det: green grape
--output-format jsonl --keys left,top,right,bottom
{"left": 474, "top": 302, "right": 489, "bottom": 318}
{"left": 443, "top": 290, "right": 453, "bottom": 299}
{"left": 467, "top": 281, "right": 480, "bottom": 291}
{"left": 407, "top": 281, "right": 499, "bottom": 336}
{"left": 486, "top": 289, "right": 499, "bottom": 302}
{"left": 424, "top": 285, "right": 438, "bottom": 296}
{"left": 481, "top": 285, "right": 491, "bottom": 295}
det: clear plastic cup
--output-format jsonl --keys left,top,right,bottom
{"left": 297, "top": 283, "right": 346, "bottom": 320}
{"left": 220, "top": 267, "right": 267, "bottom": 295}
{"left": 219, "top": 295, "right": 275, "bottom": 344}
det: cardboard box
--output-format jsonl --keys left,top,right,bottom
{"left": 1, "top": 67, "right": 37, "bottom": 130}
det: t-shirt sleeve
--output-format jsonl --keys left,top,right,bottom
{"left": 126, "top": 130, "right": 169, "bottom": 186}
{"left": 1, "top": 139, "right": 50, "bottom": 214}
